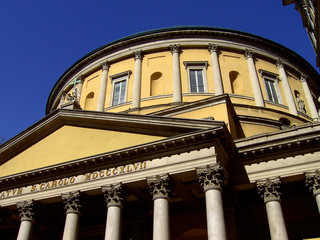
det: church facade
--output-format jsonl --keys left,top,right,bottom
{"left": 1, "top": 27, "right": 320, "bottom": 240}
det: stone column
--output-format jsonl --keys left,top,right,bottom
{"left": 301, "top": 74, "right": 319, "bottom": 121}
{"left": 132, "top": 51, "right": 143, "bottom": 109}
{"left": 62, "top": 191, "right": 82, "bottom": 240}
{"left": 170, "top": 45, "right": 182, "bottom": 103}
{"left": 257, "top": 178, "right": 288, "bottom": 240}
{"left": 276, "top": 59, "right": 298, "bottom": 116}
{"left": 244, "top": 49, "right": 265, "bottom": 107}
{"left": 147, "top": 174, "right": 173, "bottom": 240}
{"left": 97, "top": 61, "right": 110, "bottom": 111}
{"left": 196, "top": 163, "right": 227, "bottom": 240}
{"left": 17, "top": 200, "right": 35, "bottom": 240}
{"left": 208, "top": 44, "right": 224, "bottom": 95}
{"left": 76, "top": 75, "right": 84, "bottom": 103}
{"left": 102, "top": 183, "right": 125, "bottom": 240}
{"left": 305, "top": 170, "right": 320, "bottom": 213}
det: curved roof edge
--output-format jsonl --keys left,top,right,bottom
{"left": 46, "top": 26, "right": 320, "bottom": 114}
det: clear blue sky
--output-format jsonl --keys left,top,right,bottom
{"left": 0, "top": 0, "right": 317, "bottom": 143}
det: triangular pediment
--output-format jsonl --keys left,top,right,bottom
{"left": 0, "top": 109, "right": 227, "bottom": 178}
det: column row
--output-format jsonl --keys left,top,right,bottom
{"left": 15, "top": 163, "right": 227, "bottom": 240}
{"left": 256, "top": 170, "right": 320, "bottom": 240}
{"left": 15, "top": 168, "right": 320, "bottom": 240}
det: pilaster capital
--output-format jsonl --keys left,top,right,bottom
{"left": 17, "top": 200, "right": 35, "bottom": 222}
{"left": 102, "top": 183, "right": 125, "bottom": 207}
{"left": 196, "top": 163, "right": 226, "bottom": 192}
{"left": 305, "top": 170, "right": 320, "bottom": 197}
{"left": 170, "top": 44, "right": 181, "bottom": 55}
{"left": 244, "top": 49, "right": 254, "bottom": 59}
{"left": 208, "top": 43, "right": 219, "bottom": 54}
{"left": 300, "top": 73, "right": 308, "bottom": 83}
{"left": 134, "top": 51, "right": 143, "bottom": 61}
{"left": 147, "top": 173, "right": 173, "bottom": 200}
{"left": 257, "top": 177, "right": 281, "bottom": 203}
{"left": 101, "top": 61, "right": 110, "bottom": 71}
{"left": 62, "top": 191, "right": 82, "bottom": 214}
{"left": 276, "top": 59, "right": 285, "bottom": 69}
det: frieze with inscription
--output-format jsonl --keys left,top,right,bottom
{"left": 0, "top": 161, "right": 147, "bottom": 199}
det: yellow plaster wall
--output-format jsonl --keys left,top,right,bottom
{"left": 220, "top": 52, "right": 252, "bottom": 96}
{"left": 0, "top": 125, "right": 165, "bottom": 177}
{"left": 142, "top": 52, "right": 172, "bottom": 98}
{"left": 105, "top": 58, "right": 135, "bottom": 108}
{"left": 80, "top": 71, "right": 101, "bottom": 110}
{"left": 179, "top": 49, "right": 212, "bottom": 93}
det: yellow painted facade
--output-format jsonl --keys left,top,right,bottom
{"left": 0, "top": 125, "right": 164, "bottom": 177}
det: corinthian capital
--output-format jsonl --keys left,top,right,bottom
{"left": 170, "top": 44, "right": 181, "bottom": 54}
{"left": 101, "top": 61, "right": 110, "bottom": 70}
{"left": 147, "top": 173, "right": 173, "bottom": 200}
{"left": 244, "top": 49, "right": 254, "bottom": 59}
{"left": 257, "top": 178, "right": 281, "bottom": 203}
{"left": 134, "top": 51, "right": 143, "bottom": 61}
{"left": 276, "top": 59, "right": 285, "bottom": 68}
{"left": 306, "top": 170, "right": 320, "bottom": 197}
{"left": 208, "top": 43, "right": 219, "bottom": 54}
{"left": 62, "top": 191, "right": 82, "bottom": 214}
{"left": 102, "top": 183, "right": 125, "bottom": 207}
{"left": 196, "top": 163, "right": 226, "bottom": 192}
{"left": 17, "top": 200, "right": 35, "bottom": 222}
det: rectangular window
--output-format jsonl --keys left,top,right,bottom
{"left": 112, "top": 79, "right": 127, "bottom": 105}
{"left": 110, "top": 70, "right": 131, "bottom": 106}
{"left": 259, "top": 70, "right": 282, "bottom": 104}
{"left": 190, "top": 69, "right": 205, "bottom": 93}
{"left": 184, "top": 61, "right": 208, "bottom": 93}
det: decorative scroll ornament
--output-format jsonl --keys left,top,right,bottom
{"left": 196, "top": 163, "right": 226, "bottom": 192}
{"left": 134, "top": 50, "right": 143, "bottom": 61}
{"left": 208, "top": 43, "right": 219, "bottom": 54}
{"left": 244, "top": 49, "right": 254, "bottom": 59}
{"left": 276, "top": 58, "right": 284, "bottom": 68}
{"left": 101, "top": 61, "right": 110, "bottom": 71}
{"left": 102, "top": 183, "right": 125, "bottom": 207}
{"left": 257, "top": 178, "right": 281, "bottom": 203}
{"left": 170, "top": 44, "right": 181, "bottom": 54}
{"left": 147, "top": 174, "right": 173, "bottom": 200}
{"left": 305, "top": 170, "right": 320, "bottom": 197}
{"left": 62, "top": 191, "right": 82, "bottom": 214}
{"left": 17, "top": 200, "right": 35, "bottom": 222}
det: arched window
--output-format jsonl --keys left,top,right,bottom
{"left": 229, "top": 71, "right": 242, "bottom": 94}
{"left": 84, "top": 92, "right": 95, "bottom": 110}
{"left": 150, "top": 71, "right": 163, "bottom": 96}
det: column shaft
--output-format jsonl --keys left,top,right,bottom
{"left": 153, "top": 198, "right": 170, "bottom": 240}
{"left": 62, "top": 191, "right": 81, "bottom": 240}
{"left": 315, "top": 194, "right": 320, "bottom": 214}
{"left": 132, "top": 51, "right": 143, "bottom": 109}
{"left": 265, "top": 201, "right": 288, "bottom": 240}
{"left": 205, "top": 189, "right": 227, "bottom": 240}
{"left": 209, "top": 44, "right": 224, "bottom": 95}
{"left": 76, "top": 76, "right": 84, "bottom": 103}
{"left": 301, "top": 76, "right": 319, "bottom": 121}
{"left": 105, "top": 206, "right": 122, "bottom": 240}
{"left": 171, "top": 45, "right": 182, "bottom": 103}
{"left": 277, "top": 60, "right": 298, "bottom": 115}
{"left": 17, "top": 220, "right": 33, "bottom": 240}
{"left": 97, "top": 62, "right": 109, "bottom": 111}
{"left": 62, "top": 212, "right": 80, "bottom": 240}
{"left": 245, "top": 50, "right": 265, "bottom": 107}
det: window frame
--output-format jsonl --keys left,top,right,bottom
{"left": 259, "top": 69, "right": 282, "bottom": 104}
{"left": 183, "top": 61, "right": 208, "bottom": 93}
{"left": 110, "top": 70, "right": 131, "bottom": 106}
